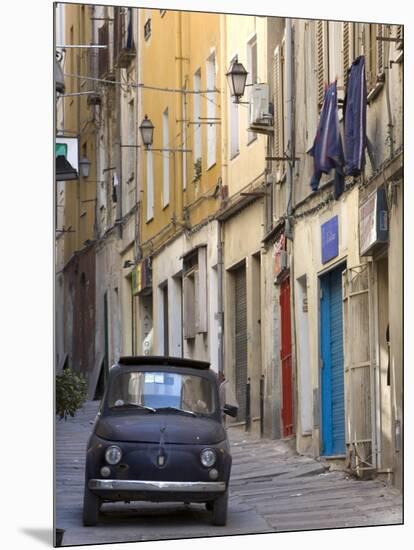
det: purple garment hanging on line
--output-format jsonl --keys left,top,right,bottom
{"left": 343, "top": 55, "right": 367, "bottom": 176}
{"left": 308, "top": 81, "right": 345, "bottom": 199}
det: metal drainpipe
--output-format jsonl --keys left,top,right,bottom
{"left": 115, "top": 62, "right": 122, "bottom": 235}
{"left": 285, "top": 18, "right": 298, "bottom": 439}
{"left": 217, "top": 14, "right": 227, "bottom": 382}
{"left": 134, "top": 8, "right": 140, "bottom": 261}
{"left": 217, "top": 218, "right": 224, "bottom": 381}
{"left": 285, "top": 18, "right": 294, "bottom": 238}
{"left": 384, "top": 27, "right": 395, "bottom": 159}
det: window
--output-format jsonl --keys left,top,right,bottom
{"left": 146, "top": 150, "right": 154, "bottom": 221}
{"left": 363, "top": 23, "right": 386, "bottom": 93}
{"left": 107, "top": 371, "right": 215, "bottom": 414}
{"left": 183, "top": 247, "right": 208, "bottom": 338}
{"left": 229, "top": 55, "right": 240, "bottom": 158}
{"left": 144, "top": 18, "right": 151, "bottom": 41}
{"left": 162, "top": 108, "right": 170, "bottom": 207}
{"left": 206, "top": 52, "right": 216, "bottom": 168}
{"left": 246, "top": 36, "right": 258, "bottom": 143}
{"left": 193, "top": 70, "right": 202, "bottom": 169}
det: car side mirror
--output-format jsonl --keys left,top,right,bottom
{"left": 223, "top": 404, "right": 238, "bottom": 418}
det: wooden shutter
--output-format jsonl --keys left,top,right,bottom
{"left": 342, "top": 22, "right": 355, "bottom": 87}
{"left": 395, "top": 25, "right": 403, "bottom": 51}
{"left": 342, "top": 264, "right": 377, "bottom": 476}
{"left": 362, "top": 23, "right": 376, "bottom": 90}
{"left": 316, "top": 20, "right": 329, "bottom": 110}
{"left": 376, "top": 24, "right": 384, "bottom": 77}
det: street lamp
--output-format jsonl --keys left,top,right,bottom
{"left": 79, "top": 156, "right": 91, "bottom": 178}
{"left": 226, "top": 60, "right": 248, "bottom": 104}
{"left": 139, "top": 115, "right": 155, "bottom": 149}
{"left": 139, "top": 115, "right": 192, "bottom": 153}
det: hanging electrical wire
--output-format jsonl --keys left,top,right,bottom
{"left": 63, "top": 72, "right": 220, "bottom": 95}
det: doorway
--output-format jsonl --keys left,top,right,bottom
{"left": 320, "top": 265, "right": 346, "bottom": 456}
{"left": 280, "top": 277, "right": 294, "bottom": 437}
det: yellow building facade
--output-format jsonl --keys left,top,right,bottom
{"left": 56, "top": 4, "right": 97, "bottom": 377}
{"left": 137, "top": 9, "right": 224, "bottom": 366}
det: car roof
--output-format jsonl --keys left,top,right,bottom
{"left": 118, "top": 355, "right": 210, "bottom": 371}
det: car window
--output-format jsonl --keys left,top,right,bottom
{"left": 107, "top": 371, "right": 215, "bottom": 414}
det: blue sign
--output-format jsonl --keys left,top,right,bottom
{"left": 321, "top": 216, "right": 339, "bottom": 264}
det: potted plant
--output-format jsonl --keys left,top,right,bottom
{"left": 56, "top": 368, "right": 88, "bottom": 421}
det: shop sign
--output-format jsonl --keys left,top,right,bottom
{"left": 132, "top": 258, "right": 152, "bottom": 296}
{"left": 321, "top": 216, "right": 339, "bottom": 264}
{"left": 131, "top": 264, "right": 141, "bottom": 296}
{"left": 56, "top": 136, "right": 79, "bottom": 170}
{"left": 359, "top": 187, "right": 388, "bottom": 256}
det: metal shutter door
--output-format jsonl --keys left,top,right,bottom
{"left": 234, "top": 265, "right": 247, "bottom": 422}
{"left": 329, "top": 268, "right": 345, "bottom": 454}
{"left": 320, "top": 267, "right": 345, "bottom": 455}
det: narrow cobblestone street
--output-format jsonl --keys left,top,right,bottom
{"left": 56, "top": 402, "right": 402, "bottom": 546}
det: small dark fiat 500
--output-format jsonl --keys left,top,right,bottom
{"left": 83, "top": 356, "right": 238, "bottom": 526}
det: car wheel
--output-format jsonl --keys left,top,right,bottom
{"left": 82, "top": 485, "right": 100, "bottom": 527}
{"left": 212, "top": 489, "right": 228, "bottom": 526}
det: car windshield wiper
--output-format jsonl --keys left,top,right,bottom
{"left": 112, "top": 403, "right": 156, "bottom": 413}
{"left": 155, "top": 406, "right": 197, "bottom": 417}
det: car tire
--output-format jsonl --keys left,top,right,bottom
{"left": 212, "top": 489, "right": 228, "bottom": 526}
{"left": 82, "top": 485, "right": 100, "bottom": 527}
{"left": 205, "top": 501, "right": 213, "bottom": 511}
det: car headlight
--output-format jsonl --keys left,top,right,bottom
{"left": 105, "top": 445, "right": 122, "bottom": 465}
{"left": 200, "top": 448, "right": 216, "bottom": 468}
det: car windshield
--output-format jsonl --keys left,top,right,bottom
{"left": 107, "top": 371, "right": 216, "bottom": 415}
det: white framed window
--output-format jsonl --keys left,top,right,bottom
{"left": 206, "top": 52, "right": 216, "bottom": 168}
{"left": 229, "top": 55, "right": 239, "bottom": 159}
{"left": 193, "top": 69, "right": 202, "bottom": 164}
{"left": 162, "top": 108, "right": 170, "bottom": 207}
{"left": 146, "top": 150, "right": 154, "bottom": 221}
{"left": 246, "top": 35, "right": 258, "bottom": 143}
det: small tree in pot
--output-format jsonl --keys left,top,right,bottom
{"left": 56, "top": 369, "right": 88, "bottom": 420}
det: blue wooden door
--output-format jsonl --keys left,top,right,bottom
{"left": 320, "top": 266, "right": 345, "bottom": 455}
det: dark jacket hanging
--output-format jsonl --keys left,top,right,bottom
{"left": 308, "top": 81, "right": 345, "bottom": 199}
{"left": 343, "top": 55, "right": 367, "bottom": 176}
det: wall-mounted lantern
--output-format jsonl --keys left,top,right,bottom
{"left": 226, "top": 60, "right": 248, "bottom": 104}
{"left": 79, "top": 156, "right": 91, "bottom": 178}
{"left": 139, "top": 115, "right": 155, "bottom": 149}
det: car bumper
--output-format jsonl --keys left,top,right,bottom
{"left": 89, "top": 479, "right": 226, "bottom": 492}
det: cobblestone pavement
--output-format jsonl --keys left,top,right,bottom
{"left": 55, "top": 401, "right": 402, "bottom": 546}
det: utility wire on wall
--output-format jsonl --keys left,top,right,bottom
{"left": 63, "top": 73, "right": 221, "bottom": 96}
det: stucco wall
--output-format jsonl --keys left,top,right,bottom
{"left": 292, "top": 186, "right": 360, "bottom": 455}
